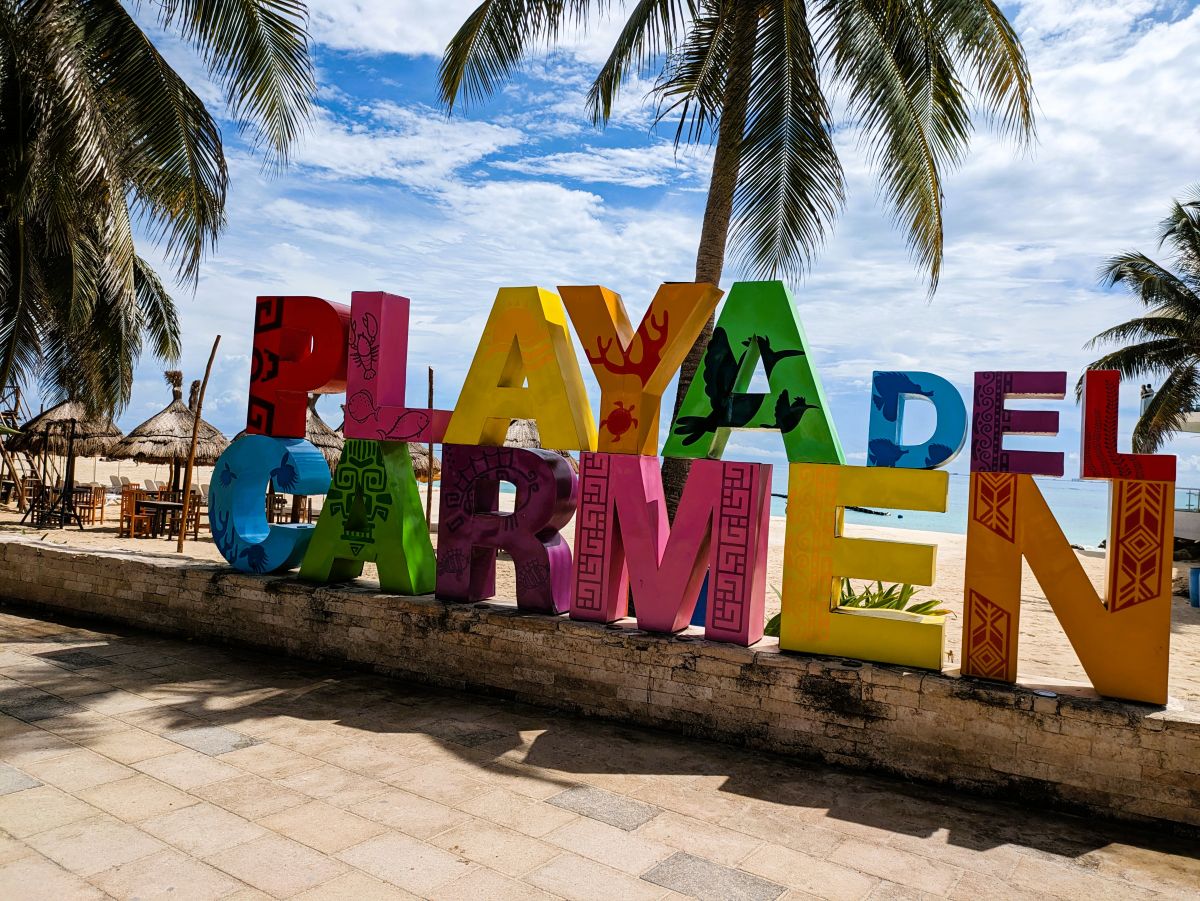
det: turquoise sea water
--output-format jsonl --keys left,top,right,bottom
{"left": 772, "top": 470, "right": 1115, "bottom": 547}
{"left": 499, "top": 466, "right": 1186, "bottom": 549}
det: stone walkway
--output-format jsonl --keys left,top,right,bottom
{"left": 0, "top": 608, "right": 1196, "bottom": 900}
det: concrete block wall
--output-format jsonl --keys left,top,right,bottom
{"left": 0, "top": 537, "right": 1196, "bottom": 831}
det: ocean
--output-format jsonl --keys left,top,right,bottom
{"left": 498, "top": 466, "right": 1184, "bottom": 549}
{"left": 780, "top": 470, "right": 1115, "bottom": 548}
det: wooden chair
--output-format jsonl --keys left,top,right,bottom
{"left": 119, "top": 488, "right": 153, "bottom": 538}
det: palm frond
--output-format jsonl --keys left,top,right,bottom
{"left": 156, "top": 0, "right": 315, "bottom": 161}
{"left": 440, "top": 0, "right": 599, "bottom": 110}
{"left": 654, "top": 0, "right": 732, "bottom": 144}
{"left": 730, "top": 0, "right": 843, "bottom": 280}
{"left": 588, "top": 0, "right": 696, "bottom": 125}
{"left": 1135, "top": 364, "right": 1200, "bottom": 453}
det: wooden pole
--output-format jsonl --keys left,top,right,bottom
{"left": 177, "top": 335, "right": 220, "bottom": 553}
{"left": 425, "top": 366, "right": 434, "bottom": 526}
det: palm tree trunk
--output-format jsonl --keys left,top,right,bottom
{"left": 662, "top": 4, "right": 757, "bottom": 517}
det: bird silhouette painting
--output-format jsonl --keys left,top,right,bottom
{"left": 868, "top": 438, "right": 910, "bottom": 467}
{"left": 925, "top": 443, "right": 953, "bottom": 468}
{"left": 871, "top": 372, "right": 934, "bottom": 422}
{"left": 744, "top": 335, "right": 805, "bottom": 378}
{"left": 771, "top": 390, "right": 820, "bottom": 434}
{"left": 672, "top": 328, "right": 767, "bottom": 445}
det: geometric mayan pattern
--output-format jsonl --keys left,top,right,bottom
{"left": 963, "top": 589, "right": 1011, "bottom": 680}
{"left": 1108, "top": 480, "right": 1169, "bottom": 613}
{"left": 971, "top": 471, "right": 1018, "bottom": 543}
{"left": 573, "top": 453, "right": 614, "bottom": 616}
{"left": 709, "top": 463, "right": 757, "bottom": 634}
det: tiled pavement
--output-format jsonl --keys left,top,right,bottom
{"left": 0, "top": 609, "right": 1196, "bottom": 900}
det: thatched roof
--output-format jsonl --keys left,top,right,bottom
{"left": 234, "top": 395, "right": 343, "bottom": 469}
{"left": 9, "top": 400, "right": 122, "bottom": 458}
{"left": 504, "top": 419, "right": 578, "bottom": 472}
{"left": 108, "top": 371, "right": 229, "bottom": 465}
{"left": 305, "top": 395, "right": 343, "bottom": 468}
{"left": 410, "top": 445, "right": 441, "bottom": 483}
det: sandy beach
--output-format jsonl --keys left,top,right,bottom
{"left": 5, "top": 456, "right": 1199, "bottom": 709}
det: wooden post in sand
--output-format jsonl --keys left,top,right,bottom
{"left": 425, "top": 366, "right": 434, "bottom": 525}
{"left": 177, "top": 335, "right": 220, "bottom": 554}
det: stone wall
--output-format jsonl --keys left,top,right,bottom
{"left": 1, "top": 536, "right": 1197, "bottom": 832}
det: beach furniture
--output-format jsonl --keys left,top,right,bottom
{"left": 119, "top": 488, "right": 154, "bottom": 538}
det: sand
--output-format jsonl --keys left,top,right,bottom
{"left": 4, "top": 456, "right": 1198, "bottom": 709}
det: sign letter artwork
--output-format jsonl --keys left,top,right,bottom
{"left": 343, "top": 291, "right": 452, "bottom": 443}
{"left": 963, "top": 473, "right": 1174, "bottom": 704}
{"left": 970, "top": 371, "right": 1067, "bottom": 476}
{"left": 210, "top": 435, "right": 331, "bottom": 573}
{"left": 436, "top": 445, "right": 578, "bottom": 613}
{"left": 781, "top": 465, "right": 949, "bottom": 669}
{"left": 248, "top": 296, "right": 351, "bottom": 438}
{"left": 299, "top": 439, "right": 436, "bottom": 595}
{"left": 220, "top": 283, "right": 1179, "bottom": 705}
{"left": 867, "top": 371, "right": 967, "bottom": 469}
{"left": 571, "top": 453, "right": 771, "bottom": 644}
{"left": 1080, "top": 369, "right": 1176, "bottom": 481}
{"left": 443, "top": 287, "right": 597, "bottom": 451}
{"left": 561, "top": 283, "right": 722, "bottom": 455}
{"left": 663, "top": 281, "right": 843, "bottom": 463}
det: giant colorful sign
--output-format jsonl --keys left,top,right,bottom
{"left": 213, "top": 284, "right": 1177, "bottom": 705}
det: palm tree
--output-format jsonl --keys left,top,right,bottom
{"left": 0, "top": 0, "right": 315, "bottom": 414}
{"left": 440, "top": 0, "right": 1035, "bottom": 509}
{"left": 1082, "top": 190, "right": 1200, "bottom": 452}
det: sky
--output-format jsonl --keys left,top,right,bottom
{"left": 110, "top": 0, "right": 1200, "bottom": 480}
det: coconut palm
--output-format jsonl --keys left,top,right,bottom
{"left": 0, "top": 0, "right": 315, "bottom": 414}
{"left": 1082, "top": 191, "right": 1200, "bottom": 453}
{"left": 440, "top": 0, "right": 1035, "bottom": 508}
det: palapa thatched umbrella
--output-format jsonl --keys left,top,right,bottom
{"left": 410, "top": 444, "right": 442, "bottom": 483}
{"left": 234, "top": 394, "right": 343, "bottom": 469}
{"left": 8, "top": 400, "right": 122, "bottom": 524}
{"left": 108, "top": 372, "right": 228, "bottom": 491}
{"left": 304, "top": 395, "right": 343, "bottom": 469}
{"left": 9, "top": 400, "right": 122, "bottom": 459}
{"left": 503, "top": 419, "right": 579, "bottom": 472}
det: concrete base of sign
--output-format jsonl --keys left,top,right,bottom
{"left": 0, "top": 536, "right": 1196, "bottom": 832}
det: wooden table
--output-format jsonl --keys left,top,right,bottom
{"left": 136, "top": 499, "right": 183, "bottom": 538}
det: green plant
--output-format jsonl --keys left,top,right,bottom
{"left": 763, "top": 580, "right": 949, "bottom": 637}
{"left": 0, "top": 0, "right": 315, "bottom": 414}
{"left": 1080, "top": 189, "right": 1200, "bottom": 451}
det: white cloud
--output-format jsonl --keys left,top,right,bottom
{"left": 494, "top": 142, "right": 709, "bottom": 187}
{"left": 307, "top": 0, "right": 627, "bottom": 63}
{"left": 290, "top": 104, "right": 523, "bottom": 188}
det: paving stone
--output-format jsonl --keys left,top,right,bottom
{"left": 337, "top": 831, "right": 473, "bottom": 895}
{"left": 141, "top": 801, "right": 268, "bottom": 858}
{"left": 292, "top": 869, "right": 418, "bottom": 900}
{"left": 348, "top": 788, "right": 469, "bottom": 840}
{"left": 37, "top": 649, "right": 115, "bottom": 670}
{"left": 641, "top": 851, "right": 785, "bottom": 901}
{"left": 25, "top": 814, "right": 164, "bottom": 877}
{"left": 525, "top": 851, "right": 666, "bottom": 901}
{"left": 88, "top": 847, "right": 244, "bottom": 901}
{"left": 548, "top": 784, "right": 661, "bottom": 831}
{"left": 77, "top": 774, "right": 196, "bottom": 822}
{"left": 23, "top": 749, "right": 134, "bottom": 793}
{"left": 0, "top": 762, "right": 40, "bottom": 795}
{"left": 207, "top": 834, "right": 347, "bottom": 897}
{"left": 258, "top": 800, "right": 387, "bottom": 854}
{"left": 430, "top": 819, "right": 558, "bottom": 877}
{"left": 0, "top": 854, "right": 106, "bottom": 900}
{"left": 3, "top": 696, "right": 83, "bottom": 722}
{"left": 133, "top": 749, "right": 243, "bottom": 790}
{"left": 0, "top": 784, "right": 98, "bottom": 837}
{"left": 164, "top": 724, "right": 259, "bottom": 756}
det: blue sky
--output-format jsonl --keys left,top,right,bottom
{"left": 114, "top": 0, "right": 1200, "bottom": 479}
